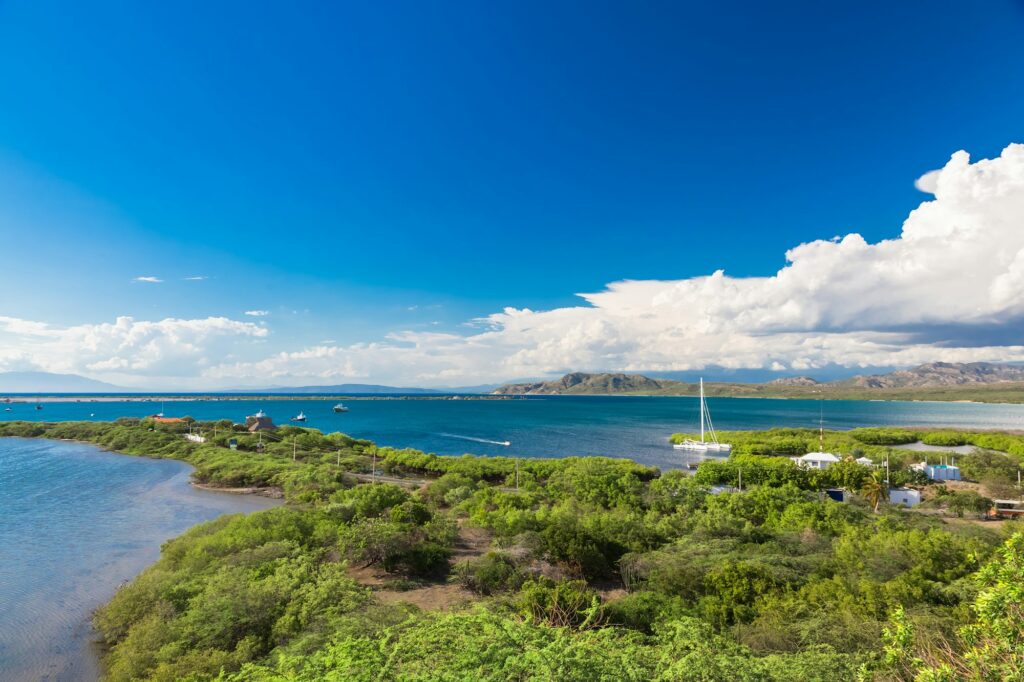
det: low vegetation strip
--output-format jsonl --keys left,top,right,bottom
{"left": 1, "top": 419, "right": 1022, "bottom": 681}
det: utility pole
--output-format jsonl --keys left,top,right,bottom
{"left": 293, "top": 439, "right": 297, "bottom": 462}
{"left": 371, "top": 447, "right": 377, "bottom": 481}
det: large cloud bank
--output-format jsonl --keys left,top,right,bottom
{"left": 4, "top": 143, "right": 1024, "bottom": 387}
{"left": 0, "top": 316, "right": 267, "bottom": 385}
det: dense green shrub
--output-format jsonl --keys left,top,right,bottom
{"left": 848, "top": 428, "right": 917, "bottom": 445}
{"left": 452, "top": 552, "right": 523, "bottom": 595}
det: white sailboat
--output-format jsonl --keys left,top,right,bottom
{"left": 674, "top": 378, "right": 731, "bottom": 453}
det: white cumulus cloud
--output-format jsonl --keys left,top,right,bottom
{"left": 0, "top": 316, "right": 268, "bottom": 387}
{"left": 244, "top": 310, "right": 270, "bottom": 317}
{"left": 133, "top": 276, "right": 162, "bottom": 283}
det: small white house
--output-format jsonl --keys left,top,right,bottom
{"left": 889, "top": 488, "right": 921, "bottom": 508}
{"left": 792, "top": 452, "right": 842, "bottom": 470}
{"left": 855, "top": 456, "right": 874, "bottom": 466}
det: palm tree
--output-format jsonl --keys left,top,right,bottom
{"left": 862, "top": 471, "right": 887, "bottom": 513}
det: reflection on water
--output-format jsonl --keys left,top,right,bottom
{"left": 0, "top": 438, "right": 279, "bottom": 681}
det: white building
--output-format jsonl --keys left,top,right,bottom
{"left": 889, "top": 488, "right": 921, "bottom": 508}
{"left": 855, "top": 456, "right": 874, "bottom": 466}
{"left": 792, "top": 452, "right": 841, "bottom": 470}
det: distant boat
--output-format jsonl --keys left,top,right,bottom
{"left": 291, "top": 411, "right": 307, "bottom": 422}
{"left": 332, "top": 403, "right": 349, "bottom": 413}
{"left": 4, "top": 407, "right": 11, "bottom": 412}
{"left": 35, "top": 403, "right": 43, "bottom": 411}
{"left": 674, "top": 378, "right": 731, "bottom": 453}
{"left": 156, "top": 401, "right": 165, "bottom": 418}
{"left": 251, "top": 409, "right": 268, "bottom": 419}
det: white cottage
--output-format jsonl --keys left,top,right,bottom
{"left": 792, "top": 452, "right": 841, "bottom": 470}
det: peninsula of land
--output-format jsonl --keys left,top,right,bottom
{"left": 0, "top": 417, "right": 1021, "bottom": 680}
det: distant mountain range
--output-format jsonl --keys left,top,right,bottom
{"left": 227, "top": 382, "right": 503, "bottom": 394}
{"left": 4, "top": 363, "right": 1022, "bottom": 400}
{"left": 0, "top": 371, "right": 126, "bottom": 393}
{"left": 226, "top": 383, "right": 446, "bottom": 394}
{"left": 492, "top": 363, "right": 1024, "bottom": 401}
{"left": 839, "top": 362, "right": 1024, "bottom": 388}
{"left": 493, "top": 372, "right": 681, "bottom": 395}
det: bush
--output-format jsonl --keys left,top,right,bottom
{"left": 453, "top": 552, "right": 523, "bottom": 595}
{"left": 848, "top": 428, "right": 917, "bottom": 445}
{"left": 330, "top": 483, "right": 411, "bottom": 520}
{"left": 920, "top": 431, "right": 970, "bottom": 447}
{"left": 515, "top": 578, "right": 602, "bottom": 628}
{"left": 604, "top": 591, "right": 687, "bottom": 633}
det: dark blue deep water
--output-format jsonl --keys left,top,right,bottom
{"left": 0, "top": 438, "right": 279, "bottom": 681}
{"left": 3, "top": 394, "right": 1024, "bottom": 470}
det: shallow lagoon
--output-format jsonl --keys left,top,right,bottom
{"left": 0, "top": 438, "right": 279, "bottom": 681}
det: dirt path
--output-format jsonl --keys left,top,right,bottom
{"left": 348, "top": 520, "right": 493, "bottom": 611}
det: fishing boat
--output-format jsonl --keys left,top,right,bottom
{"left": 674, "top": 378, "right": 731, "bottom": 453}
{"left": 250, "top": 409, "right": 268, "bottom": 419}
{"left": 332, "top": 403, "right": 349, "bottom": 413}
{"left": 35, "top": 403, "right": 43, "bottom": 411}
{"left": 291, "top": 411, "right": 307, "bottom": 422}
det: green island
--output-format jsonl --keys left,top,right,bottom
{"left": 2, "top": 419, "right": 1022, "bottom": 681}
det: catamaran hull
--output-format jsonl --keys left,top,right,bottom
{"left": 674, "top": 441, "right": 732, "bottom": 453}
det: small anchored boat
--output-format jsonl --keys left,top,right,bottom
{"left": 291, "top": 411, "right": 307, "bottom": 422}
{"left": 332, "top": 403, "right": 349, "bottom": 413}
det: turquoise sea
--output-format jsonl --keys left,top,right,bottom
{"left": 3, "top": 394, "right": 1024, "bottom": 470}
{"left": 0, "top": 438, "right": 279, "bottom": 681}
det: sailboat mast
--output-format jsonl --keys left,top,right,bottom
{"left": 699, "top": 378, "right": 706, "bottom": 443}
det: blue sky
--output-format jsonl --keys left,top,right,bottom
{"left": 2, "top": 1, "right": 1024, "bottom": 388}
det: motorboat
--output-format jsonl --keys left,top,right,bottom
{"left": 291, "top": 411, "right": 307, "bottom": 422}
{"left": 332, "top": 403, "right": 349, "bottom": 413}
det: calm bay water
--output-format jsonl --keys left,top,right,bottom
{"left": 0, "top": 438, "right": 279, "bottom": 681}
{"left": 3, "top": 395, "right": 1024, "bottom": 470}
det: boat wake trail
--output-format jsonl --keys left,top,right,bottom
{"left": 438, "top": 433, "right": 511, "bottom": 446}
